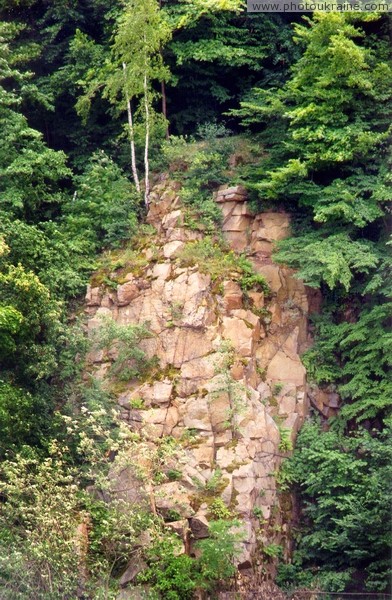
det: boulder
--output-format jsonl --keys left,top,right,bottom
{"left": 222, "top": 215, "right": 251, "bottom": 232}
{"left": 222, "top": 280, "right": 243, "bottom": 311}
{"left": 163, "top": 406, "right": 179, "bottom": 434}
{"left": 119, "top": 558, "right": 147, "bottom": 587}
{"left": 117, "top": 281, "right": 139, "bottom": 306}
{"left": 181, "top": 397, "right": 212, "bottom": 432}
{"left": 154, "top": 482, "right": 193, "bottom": 518}
{"left": 166, "top": 519, "right": 189, "bottom": 540}
{"left": 266, "top": 350, "right": 306, "bottom": 387}
{"left": 189, "top": 514, "right": 210, "bottom": 539}
{"left": 163, "top": 240, "right": 184, "bottom": 258}
{"left": 222, "top": 316, "right": 255, "bottom": 357}
{"left": 152, "top": 262, "right": 171, "bottom": 280}
{"left": 86, "top": 285, "right": 102, "bottom": 306}
{"left": 152, "top": 381, "right": 173, "bottom": 405}
{"left": 162, "top": 209, "right": 183, "bottom": 230}
{"left": 209, "top": 393, "right": 231, "bottom": 432}
{"left": 159, "top": 328, "right": 214, "bottom": 367}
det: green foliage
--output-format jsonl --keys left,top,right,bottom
{"left": 277, "top": 426, "right": 293, "bottom": 453}
{"left": 137, "top": 516, "right": 242, "bottom": 597}
{"left": 167, "top": 469, "right": 182, "bottom": 482}
{"left": 0, "top": 217, "right": 91, "bottom": 300}
{"left": 0, "top": 382, "right": 53, "bottom": 459}
{"left": 160, "top": 136, "right": 232, "bottom": 229}
{"left": 234, "top": 16, "right": 391, "bottom": 592}
{"left": 0, "top": 445, "right": 82, "bottom": 599}
{"left": 111, "top": 0, "right": 171, "bottom": 99}
{"left": 280, "top": 420, "right": 392, "bottom": 591}
{"left": 205, "top": 468, "right": 225, "bottom": 493}
{"left": 196, "top": 120, "right": 232, "bottom": 140}
{"left": 130, "top": 396, "right": 145, "bottom": 410}
{"left": 138, "top": 534, "right": 196, "bottom": 600}
{"left": 92, "top": 317, "right": 156, "bottom": 381}
{"left": 0, "top": 264, "right": 60, "bottom": 381}
{"left": 64, "top": 151, "right": 139, "bottom": 251}
{"left": 195, "top": 520, "right": 241, "bottom": 591}
{"left": 0, "top": 4, "right": 390, "bottom": 598}
{"left": 237, "top": 13, "right": 391, "bottom": 183}
{"left": 156, "top": 133, "right": 261, "bottom": 233}
{"left": 178, "top": 237, "right": 269, "bottom": 295}
{"left": 302, "top": 303, "right": 391, "bottom": 424}
{"left": 165, "top": 5, "right": 297, "bottom": 132}
{"left": 0, "top": 28, "right": 71, "bottom": 221}
{"left": 262, "top": 543, "right": 283, "bottom": 559}
{"left": 86, "top": 497, "right": 155, "bottom": 596}
{"left": 210, "top": 342, "right": 248, "bottom": 438}
{"left": 276, "top": 559, "right": 353, "bottom": 594}
{"left": 0, "top": 305, "right": 23, "bottom": 357}
{"left": 252, "top": 506, "right": 264, "bottom": 520}
{"left": 73, "top": 0, "right": 171, "bottom": 199}
{"left": 237, "top": 257, "right": 269, "bottom": 294}
{"left": 0, "top": 106, "right": 70, "bottom": 222}
{"left": 0, "top": 429, "right": 156, "bottom": 599}
{"left": 272, "top": 382, "right": 284, "bottom": 395}
{"left": 236, "top": 13, "right": 391, "bottom": 293}
{"left": 209, "top": 498, "right": 233, "bottom": 520}
{"left": 275, "top": 231, "right": 379, "bottom": 292}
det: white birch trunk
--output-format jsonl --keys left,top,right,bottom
{"left": 122, "top": 62, "right": 140, "bottom": 194}
{"left": 143, "top": 70, "right": 150, "bottom": 208}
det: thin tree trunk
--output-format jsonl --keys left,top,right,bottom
{"left": 158, "top": 0, "right": 169, "bottom": 140}
{"left": 158, "top": 0, "right": 169, "bottom": 139}
{"left": 122, "top": 62, "right": 141, "bottom": 194}
{"left": 161, "top": 80, "right": 169, "bottom": 139}
{"left": 143, "top": 70, "right": 150, "bottom": 208}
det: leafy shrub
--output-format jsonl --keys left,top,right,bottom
{"left": 262, "top": 543, "right": 283, "bottom": 559}
{"left": 205, "top": 468, "right": 225, "bottom": 493}
{"left": 275, "top": 231, "right": 379, "bottom": 293}
{"left": 138, "top": 519, "right": 242, "bottom": 598}
{"left": 0, "top": 446, "right": 82, "bottom": 599}
{"left": 209, "top": 498, "right": 233, "bottom": 520}
{"left": 167, "top": 469, "right": 182, "bottom": 481}
{"left": 0, "top": 304, "right": 23, "bottom": 357}
{"left": 86, "top": 497, "right": 155, "bottom": 594}
{"left": 64, "top": 151, "right": 139, "bottom": 251}
{"left": 236, "top": 254, "right": 269, "bottom": 293}
{"left": 0, "top": 382, "right": 53, "bottom": 458}
{"left": 92, "top": 317, "right": 156, "bottom": 381}
{"left": 0, "top": 264, "right": 61, "bottom": 381}
{"left": 0, "top": 216, "right": 91, "bottom": 299}
{"left": 138, "top": 534, "right": 196, "bottom": 600}
{"left": 252, "top": 506, "right": 264, "bottom": 520}
{"left": 278, "top": 426, "right": 293, "bottom": 453}
{"left": 177, "top": 237, "right": 269, "bottom": 295}
{"left": 195, "top": 520, "right": 242, "bottom": 591}
{"left": 195, "top": 120, "right": 232, "bottom": 141}
{"left": 160, "top": 136, "right": 234, "bottom": 230}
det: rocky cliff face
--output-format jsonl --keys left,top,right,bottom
{"left": 84, "top": 177, "right": 320, "bottom": 579}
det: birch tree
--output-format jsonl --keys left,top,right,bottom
{"left": 111, "top": 0, "right": 171, "bottom": 207}
{"left": 72, "top": 0, "right": 171, "bottom": 207}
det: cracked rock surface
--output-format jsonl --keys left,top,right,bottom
{"left": 85, "top": 177, "right": 320, "bottom": 569}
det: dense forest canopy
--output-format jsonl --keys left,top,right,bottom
{"left": 0, "top": 1, "right": 390, "bottom": 598}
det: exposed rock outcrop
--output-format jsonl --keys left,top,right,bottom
{"left": 85, "top": 177, "right": 320, "bottom": 576}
